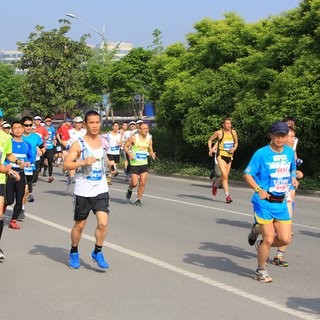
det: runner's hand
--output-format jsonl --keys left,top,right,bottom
{"left": 258, "top": 189, "right": 270, "bottom": 200}
{"left": 85, "top": 156, "right": 96, "bottom": 166}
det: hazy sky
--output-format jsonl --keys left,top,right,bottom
{"left": 1, "top": 0, "right": 301, "bottom": 50}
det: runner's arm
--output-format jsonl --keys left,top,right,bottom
{"left": 208, "top": 131, "right": 220, "bottom": 156}
{"left": 124, "top": 136, "right": 135, "bottom": 160}
{"left": 148, "top": 138, "right": 156, "bottom": 160}
{"left": 63, "top": 141, "right": 96, "bottom": 170}
{"left": 229, "top": 130, "right": 238, "bottom": 154}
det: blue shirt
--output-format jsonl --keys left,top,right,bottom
{"left": 5, "top": 139, "right": 34, "bottom": 172}
{"left": 22, "top": 132, "right": 43, "bottom": 163}
{"left": 244, "top": 144, "right": 296, "bottom": 211}
{"left": 45, "top": 125, "right": 56, "bottom": 150}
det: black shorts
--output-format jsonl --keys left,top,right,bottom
{"left": 0, "top": 184, "right": 5, "bottom": 197}
{"left": 107, "top": 154, "right": 120, "bottom": 164}
{"left": 220, "top": 155, "right": 232, "bottom": 164}
{"left": 130, "top": 165, "right": 148, "bottom": 175}
{"left": 73, "top": 192, "right": 109, "bottom": 221}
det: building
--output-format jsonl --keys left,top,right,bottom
{"left": 0, "top": 41, "right": 132, "bottom": 66}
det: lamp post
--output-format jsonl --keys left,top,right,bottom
{"left": 66, "top": 13, "right": 106, "bottom": 47}
{"left": 67, "top": 13, "right": 106, "bottom": 127}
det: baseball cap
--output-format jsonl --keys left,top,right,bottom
{"left": 136, "top": 119, "right": 143, "bottom": 124}
{"left": 33, "top": 116, "right": 42, "bottom": 121}
{"left": 74, "top": 116, "right": 83, "bottom": 123}
{"left": 65, "top": 118, "right": 72, "bottom": 122}
{"left": 129, "top": 121, "right": 136, "bottom": 125}
{"left": 2, "top": 121, "right": 10, "bottom": 128}
{"left": 270, "top": 121, "right": 289, "bottom": 134}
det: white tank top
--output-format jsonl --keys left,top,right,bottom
{"left": 74, "top": 140, "right": 109, "bottom": 197}
{"left": 106, "top": 132, "right": 121, "bottom": 155}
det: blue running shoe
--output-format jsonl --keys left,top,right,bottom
{"left": 69, "top": 252, "right": 80, "bottom": 269}
{"left": 91, "top": 251, "right": 109, "bottom": 269}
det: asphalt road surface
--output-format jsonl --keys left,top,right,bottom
{"left": 1, "top": 170, "right": 319, "bottom": 320}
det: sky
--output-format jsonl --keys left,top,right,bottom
{"left": 1, "top": 0, "right": 302, "bottom": 50}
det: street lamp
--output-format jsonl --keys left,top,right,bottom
{"left": 66, "top": 13, "right": 106, "bottom": 47}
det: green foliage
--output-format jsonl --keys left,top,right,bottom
{"left": 17, "top": 20, "right": 92, "bottom": 116}
{"left": 0, "top": 63, "right": 27, "bottom": 120}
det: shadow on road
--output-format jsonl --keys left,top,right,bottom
{"left": 29, "top": 245, "right": 106, "bottom": 273}
{"left": 215, "top": 218, "right": 252, "bottom": 229}
{"left": 286, "top": 297, "right": 320, "bottom": 315}
{"left": 199, "top": 242, "right": 256, "bottom": 259}
{"left": 176, "top": 193, "right": 226, "bottom": 203}
{"left": 43, "top": 190, "right": 72, "bottom": 197}
{"left": 111, "top": 197, "right": 132, "bottom": 205}
{"left": 183, "top": 254, "right": 253, "bottom": 278}
{"left": 189, "top": 183, "right": 211, "bottom": 189}
{"left": 299, "top": 230, "right": 320, "bottom": 238}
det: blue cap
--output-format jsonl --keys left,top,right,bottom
{"left": 270, "top": 121, "right": 289, "bottom": 134}
{"left": 65, "top": 118, "right": 72, "bottom": 122}
{"left": 0, "top": 110, "right": 3, "bottom": 118}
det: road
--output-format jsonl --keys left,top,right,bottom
{"left": 1, "top": 170, "right": 320, "bottom": 320}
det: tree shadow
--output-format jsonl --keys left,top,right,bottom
{"left": 183, "top": 253, "right": 253, "bottom": 278}
{"left": 190, "top": 183, "right": 211, "bottom": 189}
{"left": 299, "top": 230, "right": 320, "bottom": 239}
{"left": 110, "top": 197, "right": 131, "bottom": 205}
{"left": 29, "top": 245, "right": 106, "bottom": 273}
{"left": 199, "top": 242, "right": 256, "bottom": 259}
{"left": 215, "top": 218, "right": 252, "bottom": 229}
{"left": 286, "top": 297, "right": 320, "bottom": 315}
{"left": 176, "top": 193, "right": 226, "bottom": 203}
{"left": 43, "top": 190, "right": 72, "bottom": 197}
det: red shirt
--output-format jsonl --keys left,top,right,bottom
{"left": 58, "top": 125, "right": 72, "bottom": 141}
{"left": 34, "top": 126, "right": 49, "bottom": 144}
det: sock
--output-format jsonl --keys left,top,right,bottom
{"left": 94, "top": 245, "right": 102, "bottom": 254}
{"left": 22, "top": 205, "right": 25, "bottom": 210}
{"left": 225, "top": 192, "right": 230, "bottom": 197}
{"left": 276, "top": 249, "right": 285, "bottom": 257}
{"left": 70, "top": 245, "right": 78, "bottom": 253}
{"left": 0, "top": 219, "right": 4, "bottom": 239}
{"left": 57, "top": 158, "right": 61, "bottom": 165}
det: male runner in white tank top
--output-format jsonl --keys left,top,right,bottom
{"left": 64, "top": 110, "right": 114, "bottom": 269}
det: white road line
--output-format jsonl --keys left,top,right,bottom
{"left": 23, "top": 211, "right": 319, "bottom": 320}
{"left": 110, "top": 187, "right": 320, "bottom": 232}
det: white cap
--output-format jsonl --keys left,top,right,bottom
{"left": 74, "top": 116, "right": 83, "bottom": 123}
{"left": 136, "top": 120, "right": 143, "bottom": 124}
{"left": 129, "top": 121, "right": 136, "bottom": 125}
{"left": 2, "top": 121, "right": 10, "bottom": 128}
{"left": 33, "top": 116, "right": 42, "bottom": 120}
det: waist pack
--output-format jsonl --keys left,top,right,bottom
{"left": 266, "top": 192, "right": 285, "bottom": 203}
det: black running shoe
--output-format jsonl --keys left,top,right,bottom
{"left": 248, "top": 223, "right": 260, "bottom": 246}
{"left": 126, "top": 187, "right": 132, "bottom": 200}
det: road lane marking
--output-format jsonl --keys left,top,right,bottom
{"left": 24, "top": 211, "right": 319, "bottom": 320}
{"left": 110, "top": 187, "right": 320, "bottom": 232}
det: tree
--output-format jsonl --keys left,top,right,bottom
{"left": 148, "top": 29, "right": 164, "bottom": 55}
{"left": 108, "top": 48, "right": 153, "bottom": 117}
{"left": 0, "top": 63, "right": 27, "bottom": 120}
{"left": 17, "top": 20, "right": 92, "bottom": 117}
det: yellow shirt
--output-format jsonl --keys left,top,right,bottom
{"left": 218, "top": 131, "right": 234, "bottom": 158}
{"left": 0, "top": 130, "right": 12, "bottom": 184}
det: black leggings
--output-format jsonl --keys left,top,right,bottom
{"left": 6, "top": 172, "right": 26, "bottom": 220}
{"left": 43, "top": 149, "right": 54, "bottom": 176}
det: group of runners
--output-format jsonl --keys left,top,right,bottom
{"left": 0, "top": 110, "right": 156, "bottom": 269}
{"left": 1, "top": 109, "right": 304, "bottom": 283}
{"left": 208, "top": 116, "right": 303, "bottom": 283}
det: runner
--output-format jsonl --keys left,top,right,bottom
{"left": 65, "top": 116, "right": 86, "bottom": 190}
{"left": 4, "top": 121, "right": 33, "bottom": 229}
{"left": 124, "top": 123, "right": 156, "bottom": 206}
{"left": 64, "top": 110, "right": 112, "bottom": 269}
{"left": 207, "top": 140, "right": 222, "bottom": 196}
{"left": 104, "top": 122, "right": 122, "bottom": 185}
{"left": 22, "top": 116, "right": 46, "bottom": 203}
{"left": 42, "top": 116, "right": 56, "bottom": 183}
{"left": 244, "top": 121, "right": 297, "bottom": 283}
{"left": 208, "top": 118, "right": 238, "bottom": 203}
{"left": 2, "top": 121, "right": 11, "bottom": 135}
{"left": 122, "top": 121, "right": 137, "bottom": 180}
{"left": 0, "top": 126, "right": 22, "bottom": 259}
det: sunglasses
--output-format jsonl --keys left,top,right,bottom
{"left": 24, "top": 124, "right": 33, "bottom": 127}
{"left": 45, "top": 120, "right": 52, "bottom": 123}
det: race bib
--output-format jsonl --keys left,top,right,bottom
{"left": 111, "top": 146, "right": 120, "bottom": 151}
{"left": 24, "top": 166, "right": 33, "bottom": 176}
{"left": 56, "top": 145, "right": 62, "bottom": 152}
{"left": 136, "top": 152, "right": 147, "bottom": 161}
{"left": 223, "top": 141, "right": 234, "bottom": 150}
